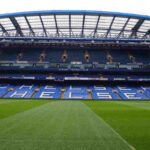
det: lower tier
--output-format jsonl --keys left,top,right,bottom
{"left": 0, "top": 84, "right": 150, "bottom": 100}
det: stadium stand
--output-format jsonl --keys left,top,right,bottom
{"left": 0, "top": 10, "right": 149, "bottom": 100}
{"left": 0, "top": 49, "right": 150, "bottom": 64}
{"left": 0, "top": 85, "right": 150, "bottom": 100}
{"left": 34, "top": 86, "right": 61, "bottom": 99}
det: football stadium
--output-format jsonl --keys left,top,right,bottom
{"left": 0, "top": 10, "right": 150, "bottom": 150}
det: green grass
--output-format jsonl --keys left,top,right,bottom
{"left": 0, "top": 100, "right": 150, "bottom": 150}
{"left": 84, "top": 101, "right": 150, "bottom": 150}
{"left": 0, "top": 100, "right": 49, "bottom": 120}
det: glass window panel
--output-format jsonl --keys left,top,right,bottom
{"left": 71, "top": 15, "right": 83, "bottom": 20}
{"left": 27, "top": 16, "right": 42, "bottom": 28}
{"left": 97, "top": 30, "right": 107, "bottom": 33}
{"left": 71, "top": 15, "right": 83, "bottom": 28}
{"left": 110, "top": 30, "right": 120, "bottom": 34}
{"left": 139, "top": 20, "right": 150, "bottom": 32}
{"left": 0, "top": 18, "right": 15, "bottom": 30}
{"left": 96, "top": 31, "right": 107, "bottom": 37}
{"left": 109, "top": 34, "right": 117, "bottom": 38}
{"left": 55, "top": 15, "right": 69, "bottom": 28}
{"left": 123, "top": 31, "right": 132, "bottom": 35}
{"left": 41, "top": 15, "right": 54, "bottom": 19}
{"left": 57, "top": 22, "right": 69, "bottom": 28}
{"left": 84, "top": 24, "right": 96, "bottom": 28}
{"left": 111, "top": 17, "right": 127, "bottom": 30}
{"left": 0, "top": 18, "right": 11, "bottom": 24}
{"left": 84, "top": 29, "right": 94, "bottom": 35}
{"left": 137, "top": 32, "right": 145, "bottom": 38}
{"left": 42, "top": 16, "right": 56, "bottom": 28}
{"left": 22, "top": 30, "right": 33, "bottom": 36}
{"left": 15, "top": 17, "right": 27, "bottom": 27}
{"left": 0, "top": 32, "right": 3, "bottom": 36}
{"left": 59, "top": 28, "right": 69, "bottom": 33}
{"left": 27, "top": 16, "right": 40, "bottom": 21}
{"left": 43, "top": 22, "right": 56, "bottom": 28}
{"left": 139, "top": 28, "right": 148, "bottom": 32}
{"left": 46, "top": 29, "right": 57, "bottom": 35}
{"left": 42, "top": 16, "right": 55, "bottom": 21}
{"left": 112, "top": 25, "right": 124, "bottom": 30}
{"left": 72, "top": 29, "right": 82, "bottom": 35}
{"left": 2, "top": 25, "right": 15, "bottom": 30}
{"left": 98, "top": 16, "right": 113, "bottom": 28}
{"left": 125, "top": 18, "right": 139, "bottom": 30}
{"left": 7, "top": 30, "right": 17, "bottom": 36}
{"left": 33, "top": 29, "right": 43, "bottom": 32}
{"left": 46, "top": 29, "right": 56, "bottom": 32}
{"left": 84, "top": 16, "right": 97, "bottom": 28}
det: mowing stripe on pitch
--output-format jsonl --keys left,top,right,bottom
{"left": 0, "top": 101, "right": 132, "bottom": 150}
{"left": 83, "top": 102, "right": 135, "bottom": 150}
{"left": 116, "top": 101, "right": 150, "bottom": 111}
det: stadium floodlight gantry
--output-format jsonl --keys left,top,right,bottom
{"left": 0, "top": 10, "right": 150, "bottom": 41}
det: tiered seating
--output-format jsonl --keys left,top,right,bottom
{"left": 91, "top": 86, "right": 119, "bottom": 100}
{"left": 4, "top": 85, "right": 36, "bottom": 98}
{"left": 67, "top": 49, "right": 84, "bottom": 62}
{"left": 22, "top": 50, "right": 40, "bottom": 62}
{"left": 89, "top": 49, "right": 106, "bottom": 63}
{"left": 45, "top": 49, "right": 63, "bottom": 63}
{"left": 0, "top": 50, "right": 19, "bottom": 61}
{"left": 64, "top": 86, "right": 88, "bottom": 99}
{"left": 0, "top": 49, "right": 149, "bottom": 65}
{"left": 116, "top": 86, "right": 148, "bottom": 100}
{"left": 141, "top": 87, "right": 150, "bottom": 98}
{"left": 131, "top": 50, "right": 150, "bottom": 64}
{"left": 0, "top": 84, "right": 150, "bottom": 100}
{"left": 34, "top": 85, "right": 61, "bottom": 99}
{"left": 110, "top": 50, "right": 130, "bottom": 64}
{"left": 0, "top": 85, "right": 11, "bottom": 97}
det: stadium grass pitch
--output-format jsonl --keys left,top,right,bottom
{"left": 0, "top": 100, "right": 150, "bottom": 150}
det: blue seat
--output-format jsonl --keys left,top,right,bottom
{"left": 0, "top": 85, "right": 10, "bottom": 97}
{"left": 34, "top": 85, "right": 61, "bottom": 99}
{"left": 89, "top": 50, "right": 106, "bottom": 64}
{"left": 45, "top": 49, "right": 63, "bottom": 63}
{"left": 116, "top": 86, "right": 149, "bottom": 100}
{"left": 64, "top": 86, "right": 88, "bottom": 99}
{"left": 110, "top": 50, "right": 129, "bottom": 64}
{"left": 131, "top": 50, "right": 150, "bottom": 64}
{"left": 91, "top": 86, "right": 119, "bottom": 100}
{"left": 4, "top": 85, "right": 36, "bottom": 99}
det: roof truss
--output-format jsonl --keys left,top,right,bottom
{"left": 105, "top": 16, "right": 115, "bottom": 38}
{"left": 9, "top": 17, "right": 24, "bottom": 36}
{"left": 0, "top": 23, "right": 8, "bottom": 36}
{"left": 117, "top": 18, "right": 130, "bottom": 38}
{"left": 24, "top": 16, "right": 35, "bottom": 36}
{"left": 130, "top": 19, "right": 144, "bottom": 38}
{"left": 81, "top": 15, "right": 85, "bottom": 37}
{"left": 39, "top": 15, "right": 47, "bottom": 37}
{"left": 0, "top": 12, "right": 149, "bottom": 40}
{"left": 54, "top": 14, "right": 59, "bottom": 36}
{"left": 93, "top": 15, "right": 100, "bottom": 38}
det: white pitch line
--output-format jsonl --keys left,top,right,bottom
{"left": 83, "top": 102, "right": 136, "bottom": 150}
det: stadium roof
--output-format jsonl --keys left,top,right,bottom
{"left": 0, "top": 10, "right": 150, "bottom": 40}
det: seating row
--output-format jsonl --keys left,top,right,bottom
{"left": 0, "top": 85, "right": 150, "bottom": 100}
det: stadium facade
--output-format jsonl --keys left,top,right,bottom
{"left": 0, "top": 10, "right": 150, "bottom": 100}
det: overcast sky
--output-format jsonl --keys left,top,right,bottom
{"left": 0, "top": 0, "right": 149, "bottom": 16}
